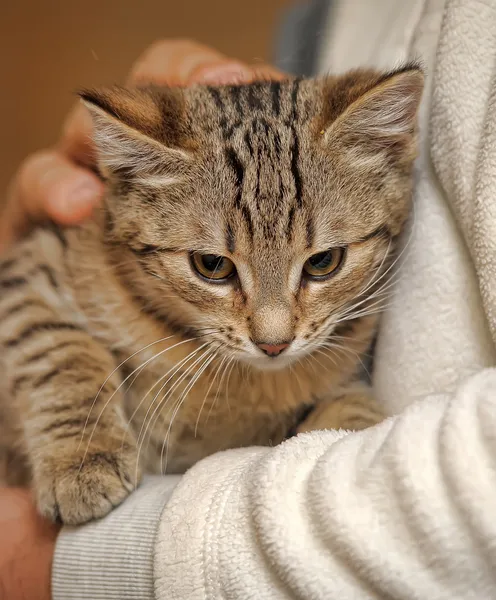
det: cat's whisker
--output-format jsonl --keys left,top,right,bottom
{"left": 138, "top": 343, "right": 219, "bottom": 464}
{"left": 120, "top": 341, "right": 211, "bottom": 454}
{"left": 331, "top": 331, "right": 374, "bottom": 342}
{"left": 151, "top": 346, "right": 220, "bottom": 442}
{"left": 77, "top": 334, "right": 179, "bottom": 460}
{"left": 241, "top": 362, "right": 250, "bottom": 386}
{"left": 303, "top": 353, "right": 318, "bottom": 375}
{"left": 308, "top": 344, "right": 338, "bottom": 369}
{"left": 194, "top": 327, "right": 223, "bottom": 338}
{"left": 127, "top": 333, "right": 218, "bottom": 431}
{"left": 196, "top": 354, "right": 227, "bottom": 434}
{"left": 350, "top": 269, "right": 405, "bottom": 306}
{"left": 317, "top": 344, "right": 359, "bottom": 376}
{"left": 332, "top": 302, "right": 389, "bottom": 328}
{"left": 160, "top": 350, "right": 216, "bottom": 474}
{"left": 306, "top": 351, "right": 334, "bottom": 376}
{"left": 221, "top": 356, "right": 237, "bottom": 413}
{"left": 331, "top": 285, "right": 396, "bottom": 325}
{"left": 206, "top": 356, "right": 233, "bottom": 425}
{"left": 326, "top": 205, "right": 418, "bottom": 330}
{"left": 320, "top": 342, "right": 364, "bottom": 359}
{"left": 335, "top": 300, "right": 394, "bottom": 324}
{"left": 86, "top": 339, "right": 192, "bottom": 424}
{"left": 134, "top": 345, "right": 213, "bottom": 483}
{"left": 314, "top": 243, "right": 392, "bottom": 330}
{"left": 291, "top": 357, "right": 307, "bottom": 396}
{"left": 141, "top": 345, "right": 214, "bottom": 476}
{"left": 80, "top": 337, "right": 202, "bottom": 473}
{"left": 351, "top": 237, "right": 394, "bottom": 301}
{"left": 319, "top": 342, "right": 370, "bottom": 375}
{"left": 159, "top": 356, "right": 213, "bottom": 471}
{"left": 312, "top": 274, "right": 396, "bottom": 344}
{"left": 318, "top": 335, "right": 374, "bottom": 360}
{"left": 135, "top": 342, "right": 211, "bottom": 452}
{"left": 352, "top": 199, "right": 417, "bottom": 303}
{"left": 313, "top": 347, "right": 339, "bottom": 369}
{"left": 332, "top": 309, "right": 390, "bottom": 333}
{"left": 223, "top": 357, "right": 238, "bottom": 420}
{"left": 331, "top": 273, "right": 399, "bottom": 324}
{"left": 194, "top": 350, "right": 222, "bottom": 437}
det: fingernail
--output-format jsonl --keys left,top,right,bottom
{"left": 197, "top": 63, "right": 253, "bottom": 85}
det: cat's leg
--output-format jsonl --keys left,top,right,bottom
{"left": 0, "top": 393, "right": 30, "bottom": 486}
{"left": 1, "top": 314, "right": 139, "bottom": 524}
{"left": 297, "top": 384, "right": 385, "bottom": 433}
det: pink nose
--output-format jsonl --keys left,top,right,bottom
{"left": 257, "top": 342, "right": 290, "bottom": 357}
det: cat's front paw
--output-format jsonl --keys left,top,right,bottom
{"left": 297, "top": 390, "right": 384, "bottom": 434}
{"left": 33, "top": 443, "right": 140, "bottom": 525}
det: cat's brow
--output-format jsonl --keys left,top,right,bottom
{"left": 357, "top": 225, "right": 392, "bottom": 243}
{"left": 128, "top": 245, "right": 180, "bottom": 256}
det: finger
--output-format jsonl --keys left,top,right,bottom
{"left": 249, "top": 62, "right": 287, "bottom": 81}
{"left": 18, "top": 150, "right": 103, "bottom": 223}
{"left": 128, "top": 38, "right": 236, "bottom": 85}
{"left": 196, "top": 62, "right": 286, "bottom": 84}
{"left": 130, "top": 38, "right": 286, "bottom": 86}
{"left": 187, "top": 61, "right": 258, "bottom": 85}
{"left": 1, "top": 149, "right": 103, "bottom": 250}
{"left": 59, "top": 103, "right": 95, "bottom": 166}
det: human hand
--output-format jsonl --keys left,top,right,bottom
{"left": 0, "top": 487, "right": 59, "bottom": 600}
{"left": 0, "top": 39, "right": 285, "bottom": 253}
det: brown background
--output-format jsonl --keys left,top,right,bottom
{"left": 0, "top": 0, "right": 291, "bottom": 197}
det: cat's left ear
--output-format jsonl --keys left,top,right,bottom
{"left": 324, "top": 65, "right": 424, "bottom": 156}
{"left": 80, "top": 86, "right": 192, "bottom": 180}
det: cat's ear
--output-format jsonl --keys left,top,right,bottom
{"left": 80, "top": 86, "right": 192, "bottom": 180}
{"left": 324, "top": 65, "right": 424, "bottom": 156}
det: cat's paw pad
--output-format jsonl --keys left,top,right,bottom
{"left": 35, "top": 448, "right": 140, "bottom": 525}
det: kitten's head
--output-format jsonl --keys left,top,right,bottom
{"left": 82, "top": 66, "right": 423, "bottom": 370}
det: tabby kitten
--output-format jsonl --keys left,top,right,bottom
{"left": 0, "top": 65, "right": 423, "bottom": 524}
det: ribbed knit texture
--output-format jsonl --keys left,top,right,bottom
{"left": 52, "top": 476, "right": 179, "bottom": 600}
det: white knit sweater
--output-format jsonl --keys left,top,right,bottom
{"left": 53, "top": 1, "right": 496, "bottom": 598}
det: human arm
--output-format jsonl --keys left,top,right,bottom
{"left": 0, "top": 488, "right": 59, "bottom": 600}
{"left": 53, "top": 369, "right": 496, "bottom": 600}
{"left": 150, "top": 369, "right": 496, "bottom": 600}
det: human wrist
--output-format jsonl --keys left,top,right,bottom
{"left": 0, "top": 487, "right": 59, "bottom": 600}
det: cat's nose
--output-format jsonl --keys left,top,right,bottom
{"left": 257, "top": 342, "right": 290, "bottom": 357}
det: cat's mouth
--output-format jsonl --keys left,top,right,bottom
{"left": 235, "top": 338, "right": 311, "bottom": 371}
{"left": 241, "top": 353, "right": 297, "bottom": 371}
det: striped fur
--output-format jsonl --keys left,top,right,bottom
{"left": 0, "top": 66, "right": 423, "bottom": 524}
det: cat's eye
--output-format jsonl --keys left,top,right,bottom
{"left": 303, "top": 247, "right": 346, "bottom": 279}
{"left": 191, "top": 252, "right": 236, "bottom": 282}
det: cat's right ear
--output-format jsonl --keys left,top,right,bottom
{"left": 80, "top": 86, "right": 193, "bottom": 181}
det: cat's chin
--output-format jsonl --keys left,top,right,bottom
{"left": 238, "top": 354, "right": 298, "bottom": 372}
